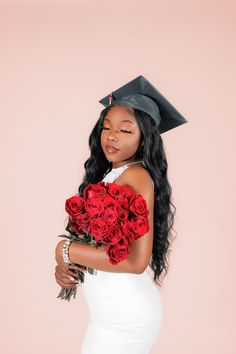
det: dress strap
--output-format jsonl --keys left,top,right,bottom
{"left": 102, "top": 160, "right": 154, "bottom": 189}
{"left": 112, "top": 160, "right": 145, "bottom": 171}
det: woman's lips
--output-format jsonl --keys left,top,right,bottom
{"left": 105, "top": 145, "right": 119, "bottom": 154}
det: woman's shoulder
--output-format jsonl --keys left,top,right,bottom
{"left": 115, "top": 164, "right": 154, "bottom": 197}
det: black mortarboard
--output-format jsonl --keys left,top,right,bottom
{"left": 99, "top": 75, "right": 188, "bottom": 134}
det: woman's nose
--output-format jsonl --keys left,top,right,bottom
{"left": 108, "top": 135, "right": 117, "bottom": 141}
{"left": 107, "top": 130, "right": 118, "bottom": 141}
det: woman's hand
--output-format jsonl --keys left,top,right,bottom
{"left": 55, "top": 239, "right": 86, "bottom": 289}
{"left": 55, "top": 263, "right": 81, "bottom": 289}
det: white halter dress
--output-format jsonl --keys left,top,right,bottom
{"left": 81, "top": 161, "right": 163, "bottom": 354}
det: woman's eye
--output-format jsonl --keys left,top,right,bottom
{"left": 101, "top": 127, "right": 132, "bottom": 134}
{"left": 120, "top": 129, "right": 132, "bottom": 134}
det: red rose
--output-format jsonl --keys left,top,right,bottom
{"left": 102, "top": 225, "right": 122, "bottom": 245}
{"left": 121, "top": 219, "right": 137, "bottom": 242}
{"left": 85, "top": 197, "right": 104, "bottom": 217}
{"left": 103, "top": 208, "right": 119, "bottom": 225}
{"left": 117, "top": 207, "right": 129, "bottom": 223}
{"left": 74, "top": 212, "right": 91, "bottom": 231}
{"left": 89, "top": 218, "right": 108, "bottom": 242}
{"left": 129, "top": 194, "right": 149, "bottom": 216}
{"left": 107, "top": 183, "right": 124, "bottom": 200}
{"left": 83, "top": 182, "right": 107, "bottom": 199}
{"left": 122, "top": 185, "right": 136, "bottom": 205}
{"left": 118, "top": 198, "right": 129, "bottom": 210}
{"left": 134, "top": 216, "right": 149, "bottom": 238}
{"left": 102, "top": 195, "right": 118, "bottom": 209}
{"left": 65, "top": 195, "right": 84, "bottom": 217}
{"left": 69, "top": 217, "right": 84, "bottom": 234}
{"left": 108, "top": 239, "right": 130, "bottom": 265}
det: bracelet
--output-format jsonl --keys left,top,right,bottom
{"left": 62, "top": 239, "right": 72, "bottom": 264}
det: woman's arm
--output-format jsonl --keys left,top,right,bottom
{"left": 55, "top": 166, "right": 154, "bottom": 274}
{"left": 56, "top": 240, "right": 140, "bottom": 274}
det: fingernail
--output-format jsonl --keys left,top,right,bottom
{"left": 69, "top": 276, "right": 75, "bottom": 281}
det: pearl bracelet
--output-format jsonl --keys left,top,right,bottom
{"left": 62, "top": 239, "right": 72, "bottom": 264}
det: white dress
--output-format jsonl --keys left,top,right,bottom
{"left": 81, "top": 161, "right": 163, "bottom": 354}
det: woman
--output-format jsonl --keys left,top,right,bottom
{"left": 55, "top": 75, "right": 187, "bottom": 354}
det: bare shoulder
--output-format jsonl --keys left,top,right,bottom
{"left": 115, "top": 165, "right": 154, "bottom": 201}
{"left": 115, "top": 165, "right": 154, "bottom": 273}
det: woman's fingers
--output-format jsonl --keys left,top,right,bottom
{"left": 54, "top": 261, "right": 87, "bottom": 289}
{"left": 60, "top": 264, "right": 79, "bottom": 277}
{"left": 55, "top": 264, "right": 79, "bottom": 289}
{"left": 59, "top": 261, "right": 86, "bottom": 275}
{"left": 69, "top": 264, "right": 87, "bottom": 272}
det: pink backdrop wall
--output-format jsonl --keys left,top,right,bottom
{"left": 0, "top": 1, "right": 235, "bottom": 353}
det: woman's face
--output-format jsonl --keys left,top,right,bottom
{"left": 100, "top": 105, "right": 142, "bottom": 168}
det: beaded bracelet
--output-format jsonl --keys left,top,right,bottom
{"left": 62, "top": 239, "right": 72, "bottom": 264}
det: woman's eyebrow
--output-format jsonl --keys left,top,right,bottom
{"left": 104, "top": 118, "right": 135, "bottom": 125}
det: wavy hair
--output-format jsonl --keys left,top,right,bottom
{"left": 78, "top": 105, "right": 176, "bottom": 286}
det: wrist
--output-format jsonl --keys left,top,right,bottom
{"left": 55, "top": 239, "right": 66, "bottom": 264}
{"left": 62, "top": 239, "right": 72, "bottom": 264}
{"left": 68, "top": 240, "right": 77, "bottom": 264}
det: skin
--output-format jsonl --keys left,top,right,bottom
{"left": 100, "top": 105, "right": 142, "bottom": 167}
{"left": 55, "top": 105, "right": 154, "bottom": 289}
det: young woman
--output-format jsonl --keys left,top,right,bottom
{"left": 54, "top": 75, "right": 187, "bottom": 354}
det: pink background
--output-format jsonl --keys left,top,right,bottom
{"left": 0, "top": 1, "right": 235, "bottom": 353}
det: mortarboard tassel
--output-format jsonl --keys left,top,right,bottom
{"left": 108, "top": 93, "right": 113, "bottom": 105}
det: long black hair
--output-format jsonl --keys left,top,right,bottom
{"left": 78, "top": 105, "right": 176, "bottom": 286}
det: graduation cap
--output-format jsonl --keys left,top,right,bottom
{"left": 99, "top": 75, "right": 188, "bottom": 134}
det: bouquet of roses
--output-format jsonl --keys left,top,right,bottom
{"left": 57, "top": 181, "right": 150, "bottom": 301}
